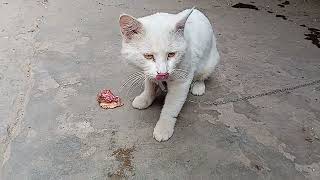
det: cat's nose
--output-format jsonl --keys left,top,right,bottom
{"left": 156, "top": 72, "right": 169, "bottom": 81}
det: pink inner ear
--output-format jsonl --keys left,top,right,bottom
{"left": 175, "top": 22, "right": 185, "bottom": 32}
{"left": 119, "top": 15, "right": 132, "bottom": 28}
{"left": 119, "top": 15, "right": 142, "bottom": 40}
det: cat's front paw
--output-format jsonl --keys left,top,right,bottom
{"left": 132, "top": 94, "right": 153, "bottom": 109}
{"left": 153, "top": 117, "right": 176, "bottom": 142}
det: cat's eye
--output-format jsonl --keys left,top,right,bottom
{"left": 167, "top": 52, "right": 176, "bottom": 58}
{"left": 143, "top": 53, "right": 154, "bottom": 60}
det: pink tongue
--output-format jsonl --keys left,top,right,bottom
{"left": 156, "top": 73, "right": 169, "bottom": 81}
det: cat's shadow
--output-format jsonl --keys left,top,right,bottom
{"left": 152, "top": 91, "right": 166, "bottom": 106}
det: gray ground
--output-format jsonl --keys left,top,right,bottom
{"left": 1, "top": 0, "right": 320, "bottom": 179}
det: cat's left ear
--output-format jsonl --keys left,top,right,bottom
{"left": 119, "top": 14, "right": 144, "bottom": 40}
{"left": 175, "top": 7, "right": 195, "bottom": 34}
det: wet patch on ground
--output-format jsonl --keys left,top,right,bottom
{"left": 232, "top": 3, "right": 259, "bottom": 10}
{"left": 276, "top": 14, "right": 288, "bottom": 20}
{"left": 297, "top": 24, "right": 320, "bottom": 48}
{"left": 304, "top": 27, "right": 320, "bottom": 48}
{"left": 278, "top": 1, "right": 290, "bottom": 8}
{"left": 231, "top": 0, "right": 320, "bottom": 49}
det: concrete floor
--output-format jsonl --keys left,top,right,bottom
{"left": 1, "top": 0, "right": 320, "bottom": 179}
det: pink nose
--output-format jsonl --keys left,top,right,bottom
{"left": 156, "top": 72, "right": 169, "bottom": 81}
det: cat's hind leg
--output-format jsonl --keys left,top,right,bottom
{"left": 191, "top": 81, "right": 205, "bottom": 96}
{"left": 191, "top": 39, "right": 219, "bottom": 96}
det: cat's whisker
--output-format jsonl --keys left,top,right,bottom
{"left": 173, "top": 69, "right": 188, "bottom": 76}
{"left": 127, "top": 77, "right": 144, "bottom": 97}
{"left": 126, "top": 74, "right": 142, "bottom": 90}
{"left": 122, "top": 72, "right": 152, "bottom": 95}
{"left": 172, "top": 71, "right": 188, "bottom": 80}
{"left": 175, "top": 73, "right": 188, "bottom": 79}
{"left": 120, "top": 72, "right": 144, "bottom": 92}
{"left": 173, "top": 69, "right": 189, "bottom": 75}
{"left": 176, "top": 73, "right": 185, "bottom": 78}
{"left": 137, "top": 77, "right": 146, "bottom": 92}
{"left": 173, "top": 74, "right": 186, "bottom": 80}
{"left": 174, "top": 68, "right": 188, "bottom": 72}
{"left": 137, "top": 76, "right": 147, "bottom": 92}
{"left": 144, "top": 73, "right": 154, "bottom": 80}
{"left": 120, "top": 77, "right": 139, "bottom": 93}
{"left": 126, "top": 77, "right": 141, "bottom": 97}
{"left": 127, "top": 71, "right": 144, "bottom": 81}
{"left": 121, "top": 76, "right": 138, "bottom": 89}
{"left": 121, "top": 72, "right": 143, "bottom": 87}
{"left": 174, "top": 70, "right": 189, "bottom": 74}
{"left": 171, "top": 74, "right": 181, "bottom": 80}
{"left": 126, "top": 75, "right": 144, "bottom": 97}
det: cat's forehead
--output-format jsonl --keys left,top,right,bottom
{"left": 139, "top": 13, "right": 178, "bottom": 31}
{"left": 140, "top": 12, "right": 175, "bottom": 21}
{"left": 132, "top": 12, "right": 185, "bottom": 52}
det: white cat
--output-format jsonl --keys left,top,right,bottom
{"left": 119, "top": 8, "right": 219, "bottom": 141}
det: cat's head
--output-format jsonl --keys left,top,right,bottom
{"left": 119, "top": 9, "right": 194, "bottom": 81}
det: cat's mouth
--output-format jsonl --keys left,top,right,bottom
{"left": 155, "top": 73, "right": 169, "bottom": 81}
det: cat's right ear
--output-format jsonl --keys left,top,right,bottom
{"left": 119, "top": 14, "right": 143, "bottom": 41}
{"left": 175, "top": 8, "right": 194, "bottom": 34}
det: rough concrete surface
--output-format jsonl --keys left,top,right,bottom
{"left": 1, "top": 0, "right": 320, "bottom": 179}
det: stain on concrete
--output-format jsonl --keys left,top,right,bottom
{"left": 278, "top": 1, "right": 290, "bottom": 8}
{"left": 110, "top": 146, "right": 136, "bottom": 178}
{"left": 276, "top": 14, "right": 288, "bottom": 20}
{"left": 232, "top": 3, "right": 259, "bottom": 10}
{"left": 304, "top": 27, "right": 320, "bottom": 48}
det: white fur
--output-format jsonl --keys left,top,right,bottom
{"left": 120, "top": 8, "right": 219, "bottom": 141}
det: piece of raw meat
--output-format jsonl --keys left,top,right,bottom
{"left": 97, "top": 89, "right": 123, "bottom": 109}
